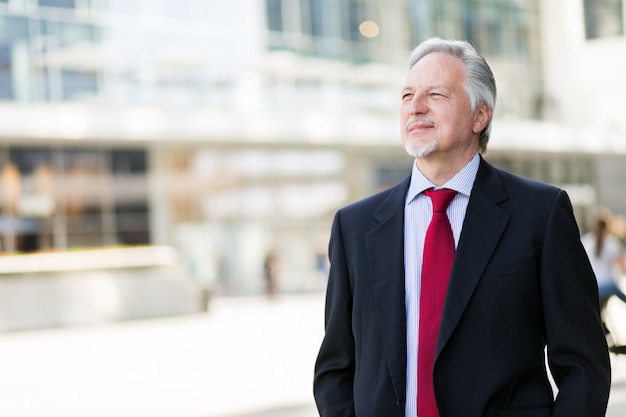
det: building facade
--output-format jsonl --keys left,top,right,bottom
{"left": 0, "top": 0, "right": 623, "bottom": 297}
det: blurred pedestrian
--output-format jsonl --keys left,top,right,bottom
{"left": 313, "top": 37, "right": 610, "bottom": 417}
{"left": 582, "top": 208, "right": 626, "bottom": 308}
{"left": 263, "top": 247, "right": 279, "bottom": 299}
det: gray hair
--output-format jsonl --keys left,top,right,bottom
{"left": 408, "top": 38, "right": 496, "bottom": 153}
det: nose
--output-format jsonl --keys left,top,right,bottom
{"left": 409, "top": 94, "right": 428, "bottom": 115}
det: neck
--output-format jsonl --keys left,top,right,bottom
{"left": 416, "top": 152, "right": 477, "bottom": 187}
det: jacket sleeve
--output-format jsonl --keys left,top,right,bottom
{"left": 541, "top": 190, "right": 611, "bottom": 416}
{"left": 313, "top": 210, "right": 357, "bottom": 417}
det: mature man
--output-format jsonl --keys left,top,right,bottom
{"left": 313, "top": 38, "right": 610, "bottom": 417}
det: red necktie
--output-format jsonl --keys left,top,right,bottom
{"left": 417, "top": 188, "right": 457, "bottom": 417}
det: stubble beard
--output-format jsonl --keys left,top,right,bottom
{"left": 404, "top": 117, "right": 438, "bottom": 157}
{"left": 404, "top": 138, "right": 438, "bottom": 158}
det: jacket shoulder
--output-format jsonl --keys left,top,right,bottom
{"left": 339, "top": 175, "right": 410, "bottom": 216}
{"left": 483, "top": 159, "right": 562, "bottom": 197}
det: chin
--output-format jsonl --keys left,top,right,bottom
{"left": 405, "top": 140, "right": 437, "bottom": 157}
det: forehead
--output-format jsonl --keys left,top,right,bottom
{"left": 404, "top": 52, "right": 466, "bottom": 88}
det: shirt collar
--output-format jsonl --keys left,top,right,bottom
{"left": 405, "top": 153, "right": 480, "bottom": 205}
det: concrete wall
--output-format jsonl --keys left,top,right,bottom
{"left": 0, "top": 247, "right": 203, "bottom": 332}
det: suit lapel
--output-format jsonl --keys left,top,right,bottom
{"left": 366, "top": 176, "right": 411, "bottom": 405}
{"left": 436, "top": 159, "right": 511, "bottom": 357}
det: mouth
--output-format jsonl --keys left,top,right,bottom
{"left": 407, "top": 122, "right": 434, "bottom": 134}
{"left": 407, "top": 118, "right": 434, "bottom": 132}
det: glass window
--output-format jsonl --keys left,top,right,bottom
{"left": 0, "top": 16, "right": 29, "bottom": 43}
{"left": 110, "top": 149, "right": 149, "bottom": 245}
{"left": 410, "top": 0, "right": 537, "bottom": 59}
{"left": 264, "top": 0, "right": 375, "bottom": 62}
{"left": 115, "top": 203, "right": 150, "bottom": 245}
{"left": 342, "top": 0, "right": 364, "bottom": 43}
{"left": 61, "top": 148, "right": 104, "bottom": 247}
{"left": 9, "top": 148, "right": 52, "bottom": 176}
{"left": 40, "top": 20, "right": 100, "bottom": 50}
{"left": 111, "top": 150, "right": 147, "bottom": 175}
{"left": 0, "top": 44, "right": 13, "bottom": 99}
{"left": 584, "top": 0, "right": 624, "bottom": 39}
{"left": 58, "top": 22, "right": 100, "bottom": 47}
{"left": 2, "top": 148, "right": 55, "bottom": 252}
{"left": 310, "top": 0, "right": 325, "bottom": 38}
{"left": 0, "top": 16, "right": 32, "bottom": 101}
{"left": 38, "top": 0, "right": 76, "bottom": 8}
{"left": 61, "top": 69, "right": 98, "bottom": 100}
{"left": 266, "top": 0, "right": 283, "bottom": 32}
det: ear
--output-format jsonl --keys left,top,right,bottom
{"left": 472, "top": 102, "right": 492, "bottom": 134}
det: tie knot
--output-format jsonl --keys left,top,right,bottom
{"left": 424, "top": 188, "right": 457, "bottom": 212}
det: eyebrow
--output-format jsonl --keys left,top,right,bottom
{"left": 401, "top": 84, "right": 445, "bottom": 93}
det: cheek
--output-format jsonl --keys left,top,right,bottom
{"left": 400, "top": 106, "right": 411, "bottom": 123}
{"left": 443, "top": 108, "right": 472, "bottom": 132}
{"left": 400, "top": 110, "right": 411, "bottom": 132}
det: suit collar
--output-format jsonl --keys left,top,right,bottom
{"left": 406, "top": 153, "right": 481, "bottom": 204}
{"left": 372, "top": 175, "right": 411, "bottom": 224}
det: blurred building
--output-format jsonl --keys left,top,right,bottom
{"left": 540, "top": 0, "right": 626, "bottom": 215}
{"left": 0, "top": 0, "right": 625, "bottom": 313}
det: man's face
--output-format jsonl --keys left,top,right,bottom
{"left": 400, "top": 52, "right": 483, "bottom": 159}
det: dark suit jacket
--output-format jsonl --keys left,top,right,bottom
{"left": 314, "top": 157, "right": 610, "bottom": 417}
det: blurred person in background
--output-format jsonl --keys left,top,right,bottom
{"left": 582, "top": 208, "right": 626, "bottom": 317}
{"left": 263, "top": 245, "right": 280, "bottom": 299}
{"left": 313, "top": 38, "right": 610, "bottom": 417}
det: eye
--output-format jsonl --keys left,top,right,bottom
{"left": 402, "top": 93, "right": 414, "bottom": 101}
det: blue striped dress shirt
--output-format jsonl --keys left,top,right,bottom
{"left": 404, "top": 153, "right": 479, "bottom": 417}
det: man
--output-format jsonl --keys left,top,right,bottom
{"left": 313, "top": 38, "right": 610, "bottom": 417}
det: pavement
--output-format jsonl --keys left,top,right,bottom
{"left": 0, "top": 293, "right": 323, "bottom": 417}
{"left": 0, "top": 292, "right": 624, "bottom": 417}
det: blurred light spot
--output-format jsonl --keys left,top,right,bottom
{"left": 359, "top": 21, "right": 380, "bottom": 38}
